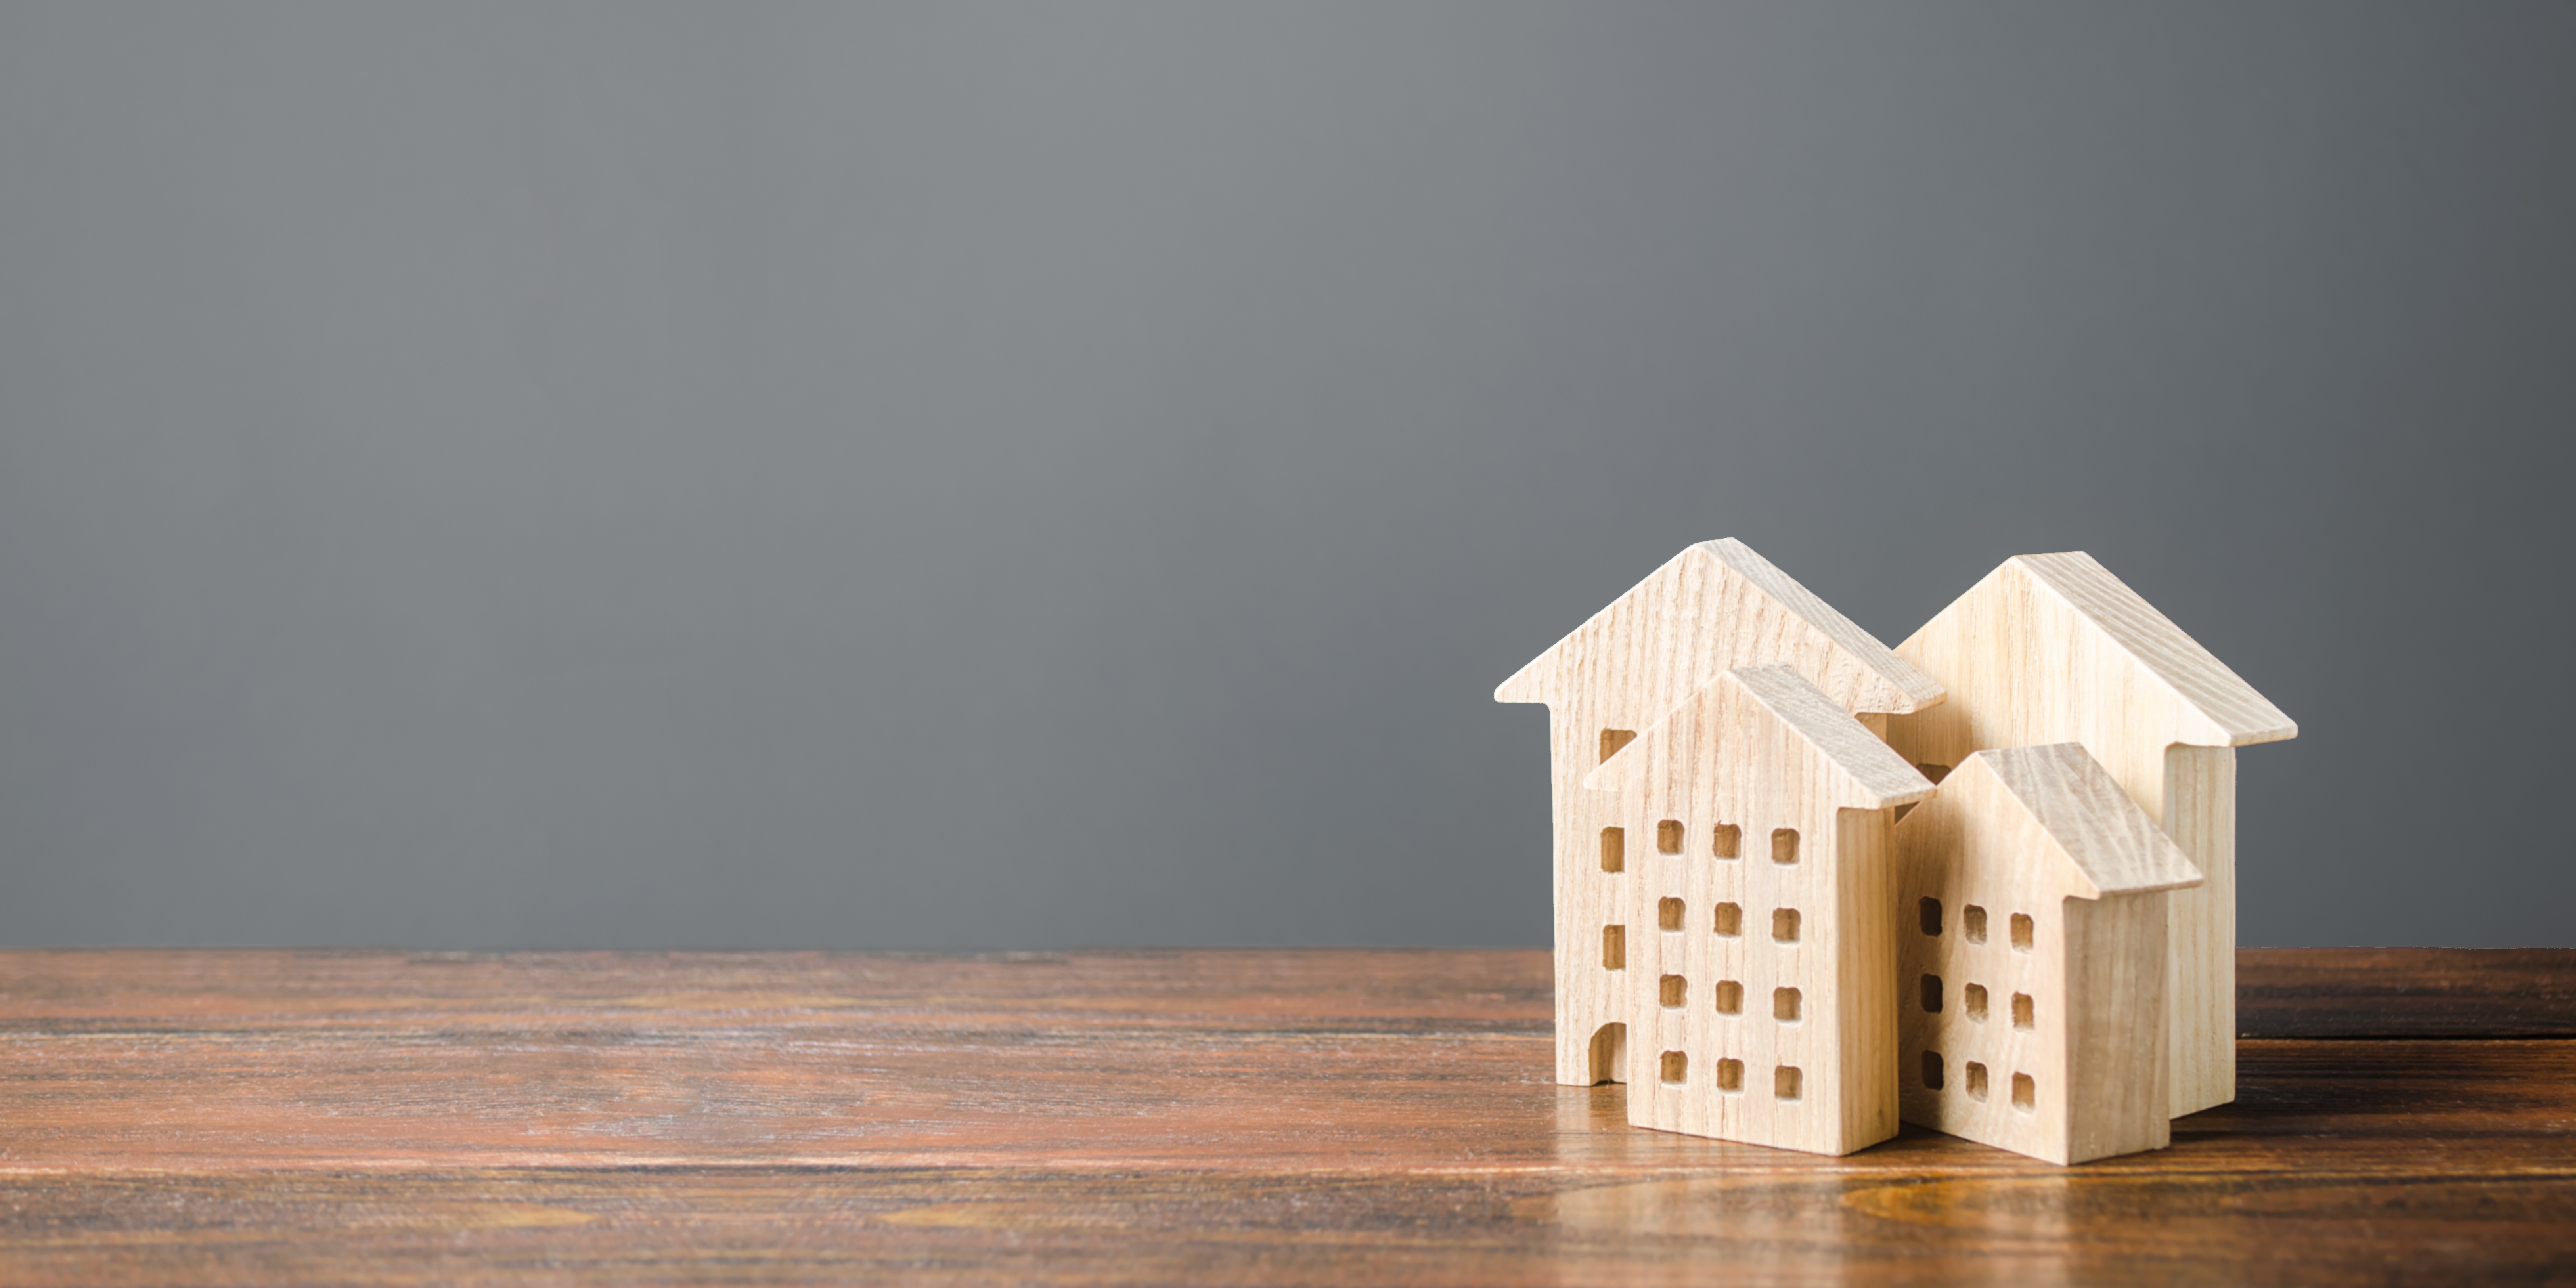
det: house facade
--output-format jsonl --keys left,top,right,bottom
{"left": 1585, "top": 664, "right": 1936, "bottom": 1156}
{"left": 1892, "top": 744, "right": 2203, "bottom": 1164}
{"left": 1494, "top": 540, "right": 1944, "bottom": 1087}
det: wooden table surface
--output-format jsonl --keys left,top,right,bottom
{"left": 1, "top": 948, "right": 2570, "bottom": 1285}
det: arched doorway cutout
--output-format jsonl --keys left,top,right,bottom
{"left": 1588, "top": 1022, "right": 1628, "bottom": 1085}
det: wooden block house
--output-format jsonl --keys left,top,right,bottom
{"left": 1585, "top": 664, "right": 1937, "bottom": 1156}
{"left": 1894, "top": 743, "right": 2203, "bottom": 1164}
{"left": 1493, "top": 540, "right": 1945, "bottom": 1087}
{"left": 1497, "top": 541, "right": 2289, "bottom": 1164}
{"left": 1877, "top": 553, "right": 2296, "bottom": 1117}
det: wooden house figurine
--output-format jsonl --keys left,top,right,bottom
{"left": 1584, "top": 664, "right": 1937, "bottom": 1156}
{"left": 1879, "top": 553, "right": 2295, "bottom": 1118}
{"left": 1895, "top": 743, "right": 2203, "bottom": 1164}
{"left": 1495, "top": 540, "right": 1945, "bottom": 1088}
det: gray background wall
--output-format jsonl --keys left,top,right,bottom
{"left": 2, "top": 3, "right": 2568, "bottom": 950}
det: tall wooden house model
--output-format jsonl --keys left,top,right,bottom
{"left": 1493, "top": 541, "right": 1944, "bottom": 1089}
{"left": 1879, "top": 552, "right": 2298, "bottom": 1118}
{"left": 1499, "top": 542, "right": 2295, "bottom": 1164}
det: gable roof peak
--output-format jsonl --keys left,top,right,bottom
{"left": 1583, "top": 663, "right": 1936, "bottom": 809}
{"left": 1996, "top": 551, "right": 2297, "bottom": 747}
{"left": 1955, "top": 744, "right": 2203, "bottom": 898}
{"left": 1494, "top": 539, "right": 1944, "bottom": 716}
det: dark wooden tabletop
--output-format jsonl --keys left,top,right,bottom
{"left": 1, "top": 948, "right": 2570, "bottom": 1285}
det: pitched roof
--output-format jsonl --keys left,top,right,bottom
{"left": 2007, "top": 552, "right": 2296, "bottom": 747}
{"left": 1493, "top": 539, "right": 1943, "bottom": 716}
{"left": 1583, "top": 664, "right": 1937, "bottom": 810}
{"left": 1963, "top": 743, "right": 2203, "bottom": 898}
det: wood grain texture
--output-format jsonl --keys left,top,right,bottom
{"left": 1881, "top": 551, "right": 2297, "bottom": 1118}
{"left": 1, "top": 948, "right": 2570, "bottom": 1286}
{"left": 1493, "top": 539, "right": 1941, "bottom": 1085}
{"left": 2236, "top": 947, "right": 2576, "bottom": 1037}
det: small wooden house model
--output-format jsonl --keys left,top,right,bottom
{"left": 1584, "top": 664, "right": 1936, "bottom": 1156}
{"left": 1494, "top": 540, "right": 1943, "bottom": 1087}
{"left": 1879, "top": 553, "right": 2295, "bottom": 1117}
{"left": 1895, "top": 743, "right": 2203, "bottom": 1164}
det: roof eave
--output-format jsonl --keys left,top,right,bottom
{"left": 2224, "top": 718, "right": 2300, "bottom": 748}
{"left": 2007, "top": 553, "right": 2300, "bottom": 749}
{"left": 1493, "top": 656, "right": 1548, "bottom": 705}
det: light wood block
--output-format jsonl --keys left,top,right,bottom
{"left": 1893, "top": 744, "right": 2202, "bottom": 1164}
{"left": 1586, "top": 664, "right": 1936, "bottom": 1156}
{"left": 1879, "top": 552, "right": 2294, "bottom": 1118}
{"left": 1495, "top": 540, "right": 1944, "bottom": 1087}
